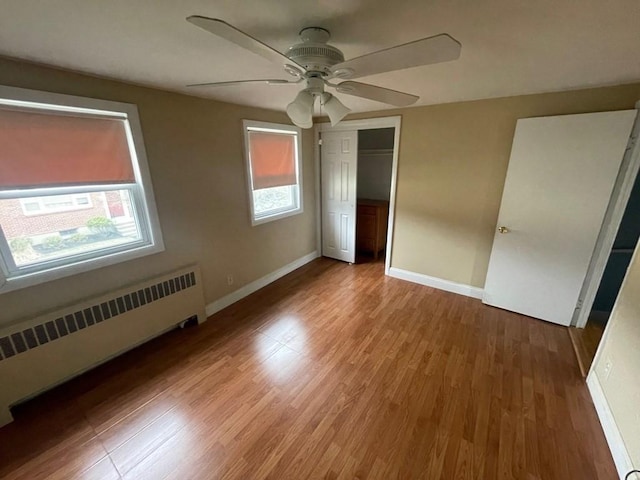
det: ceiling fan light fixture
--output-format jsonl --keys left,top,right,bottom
{"left": 186, "top": 17, "right": 459, "bottom": 116}
{"left": 286, "top": 90, "right": 315, "bottom": 129}
{"left": 321, "top": 93, "right": 351, "bottom": 127}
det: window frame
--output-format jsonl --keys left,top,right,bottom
{"left": 242, "top": 120, "right": 303, "bottom": 226}
{"left": 0, "top": 85, "right": 164, "bottom": 294}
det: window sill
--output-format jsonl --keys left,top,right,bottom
{"left": 0, "top": 241, "right": 164, "bottom": 294}
{"left": 251, "top": 207, "right": 303, "bottom": 226}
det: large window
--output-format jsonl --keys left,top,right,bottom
{"left": 243, "top": 120, "right": 303, "bottom": 225}
{"left": 0, "top": 85, "right": 163, "bottom": 293}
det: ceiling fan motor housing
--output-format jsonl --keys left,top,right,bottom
{"left": 286, "top": 27, "right": 344, "bottom": 75}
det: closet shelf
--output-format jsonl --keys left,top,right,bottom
{"left": 358, "top": 148, "right": 394, "bottom": 156}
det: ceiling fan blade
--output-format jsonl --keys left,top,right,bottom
{"left": 187, "top": 79, "right": 299, "bottom": 87}
{"left": 186, "top": 16, "right": 303, "bottom": 69}
{"left": 331, "top": 34, "right": 461, "bottom": 79}
{"left": 335, "top": 81, "right": 418, "bottom": 107}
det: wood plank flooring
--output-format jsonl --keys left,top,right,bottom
{"left": 0, "top": 258, "right": 616, "bottom": 479}
{"left": 568, "top": 320, "right": 606, "bottom": 377}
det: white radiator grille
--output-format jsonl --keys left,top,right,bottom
{"left": 0, "top": 271, "right": 197, "bottom": 361}
{"left": 0, "top": 265, "right": 206, "bottom": 426}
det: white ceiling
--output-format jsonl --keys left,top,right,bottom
{"left": 1, "top": 0, "right": 639, "bottom": 114}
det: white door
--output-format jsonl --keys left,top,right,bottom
{"left": 321, "top": 130, "right": 358, "bottom": 263}
{"left": 483, "top": 110, "right": 637, "bottom": 326}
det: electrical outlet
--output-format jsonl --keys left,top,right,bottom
{"left": 226, "top": 274, "right": 234, "bottom": 286}
{"left": 603, "top": 358, "right": 613, "bottom": 380}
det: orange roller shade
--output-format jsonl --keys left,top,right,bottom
{"left": 0, "top": 108, "right": 135, "bottom": 190}
{"left": 248, "top": 130, "right": 297, "bottom": 190}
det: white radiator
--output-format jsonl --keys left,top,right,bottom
{"left": 0, "top": 265, "right": 206, "bottom": 426}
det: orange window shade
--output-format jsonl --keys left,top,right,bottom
{"left": 248, "top": 131, "right": 297, "bottom": 190}
{"left": 0, "top": 108, "right": 135, "bottom": 190}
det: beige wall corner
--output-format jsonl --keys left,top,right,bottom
{"left": 591, "top": 241, "right": 640, "bottom": 471}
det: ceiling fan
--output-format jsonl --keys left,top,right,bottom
{"left": 186, "top": 16, "right": 462, "bottom": 128}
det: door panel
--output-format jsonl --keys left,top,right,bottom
{"left": 321, "top": 130, "right": 358, "bottom": 262}
{"left": 483, "top": 110, "right": 636, "bottom": 326}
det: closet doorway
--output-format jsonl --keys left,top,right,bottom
{"left": 315, "top": 116, "right": 400, "bottom": 274}
{"left": 355, "top": 128, "right": 395, "bottom": 264}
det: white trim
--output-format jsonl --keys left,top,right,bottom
{"left": 205, "top": 251, "right": 319, "bottom": 317}
{"left": 386, "top": 120, "right": 402, "bottom": 275}
{"left": 586, "top": 372, "right": 634, "bottom": 478}
{"left": 314, "top": 129, "right": 322, "bottom": 256}
{"left": 0, "top": 183, "right": 134, "bottom": 199}
{"left": 574, "top": 108, "right": 640, "bottom": 327}
{"left": 314, "top": 116, "right": 402, "bottom": 275}
{"left": 388, "top": 267, "right": 484, "bottom": 299}
{"left": 0, "top": 84, "right": 132, "bottom": 118}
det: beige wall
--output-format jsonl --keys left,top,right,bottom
{"left": 344, "top": 83, "right": 640, "bottom": 287}
{"left": 593, "top": 243, "right": 640, "bottom": 467}
{"left": 0, "top": 57, "right": 316, "bottom": 326}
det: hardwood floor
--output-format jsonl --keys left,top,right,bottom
{"left": 568, "top": 318, "right": 606, "bottom": 377}
{"left": 0, "top": 258, "right": 616, "bottom": 479}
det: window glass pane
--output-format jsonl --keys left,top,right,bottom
{"left": 42, "top": 197, "right": 74, "bottom": 209}
{"left": 1, "top": 189, "right": 142, "bottom": 269}
{"left": 20, "top": 193, "right": 93, "bottom": 215}
{"left": 253, "top": 185, "right": 295, "bottom": 216}
{"left": 23, "top": 202, "right": 40, "bottom": 212}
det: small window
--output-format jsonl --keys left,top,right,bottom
{"left": 243, "top": 120, "right": 303, "bottom": 225}
{"left": 0, "top": 85, "right": 164, "bottom": 293}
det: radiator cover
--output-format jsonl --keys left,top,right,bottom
{"left": 0, "top": 265, "right": 206, "bottom": 426}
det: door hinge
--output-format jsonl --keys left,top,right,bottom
{"left": 318, "top": 138, "right": 323, "bottom": 146}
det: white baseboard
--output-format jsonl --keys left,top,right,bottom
{"left": 206, "top": 251, "right": 319, "bottom": 317}
{"left": 587, "top": 371, "right": 634, "bottom": 478}
{"left": 387, "top": 267, "right": 484, "bottom": 299}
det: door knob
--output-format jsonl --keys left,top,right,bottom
{"left": 498, "top": 226, "right": 509, "bottom": 234}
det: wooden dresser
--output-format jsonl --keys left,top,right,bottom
{"left": 356, "top": 199, "right": 389, "bottom": 260}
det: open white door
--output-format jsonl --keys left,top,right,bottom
{"left": 321, "top": 130, "right": 358, "bottom": 263}
{"left": 483, "top": 110, "right": 637, "bottom": 326}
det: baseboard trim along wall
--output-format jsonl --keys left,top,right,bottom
{"left": 388, "top": 267, "right": 484, "bottom": 299}
{"left": 205, "top": 251, "right": 320, "bottom": 317}
{"left": 587, "top": 371, "right": 634, "bottom": 478}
